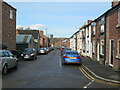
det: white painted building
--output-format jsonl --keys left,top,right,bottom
{"left": 73, "top": 34, "right": 76, "bottom": 51}
{"left": 70, "top": 36, "right": 75, "bottom": 51}
{"left": 85, "top": 25, "right": 92, "bottom": 57}
{"left": 77, "top": 30, "right": 82, "bottom": 53}
{"left": 77, "top": 31, "right": 80, "bottom": 53}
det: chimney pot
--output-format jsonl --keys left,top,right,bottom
{"left": 112, "top": 0, "right": 120, "bottom": 7}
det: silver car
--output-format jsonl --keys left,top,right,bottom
{"left": 37, "top": 48, "right": 47, "bottom": 54}
{"left": 0, "top": 50, "right": 18, "bottom": 74}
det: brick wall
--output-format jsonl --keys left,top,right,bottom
{"left": 106, "top": 8, "right": 120, "bottom": 71}
{"left": 0, "top": 1, "right": 2, "bottom": 44}
{"left": 40, "top": 31, "right": 48, "bottom": 47}
{"left": 2, "top": 2, "right": 16, "bottom": 50}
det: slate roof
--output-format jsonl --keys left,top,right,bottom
{"left": 16, "top": 35, "right": 32, "bottom": 44}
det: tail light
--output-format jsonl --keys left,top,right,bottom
{"left": 77, "top": 57, "right": 81, "bottom": 59}
{"left": 64, "top": 56, "right": 69, "bottom": 58}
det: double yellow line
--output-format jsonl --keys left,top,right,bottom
{"left": 80, "top": 67, "right": 94, "bottom": 81}
{"left": 79, "top": 66, "right": 120, "bottom": 86}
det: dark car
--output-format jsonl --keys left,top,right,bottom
{"left": 10, "top": 50, "right": 23, "bottom": 60}
{"left": 61, "top": 48, "right": 71, "bottom": 55}
{"left": 22, "top": 48, "right": 37, "bottom": 60}
{"left": 62, "top": 51, "right": 81, "bottom": 65}
{"left": 49, "top": 47, "right": 54, "bottom": 51}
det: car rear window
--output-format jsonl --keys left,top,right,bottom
{"left": 66, "top": 52, "right": 78, "bottom": 55}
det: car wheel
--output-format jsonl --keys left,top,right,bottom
{"left": 2, "top": 65, "right": 7, "bottom": 75}
{"left": 62, "top": 62, "right": 64, "bottom": 65}
{"left": 61, "top": 60, "right": 65, "bottom": 65}
{"left": 15, "top": 62, "right": 18, "bottom": 69}
{"left": 35, "top": 56, "right": 37, "bottom": 59}
{"left": 33, "top": 56, "right": 36, "bottom": 60}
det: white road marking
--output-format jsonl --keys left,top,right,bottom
{"left": 83, "top": 80, "right": 94, "bottom": 88}
{"left": 58, "top": 50, "right": 62, "bottom": 68}
{"left": 83, "top": 86, "right": 87, "bottom": 88}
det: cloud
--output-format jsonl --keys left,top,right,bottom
{"left": 29, "top": 24, "right": 46, "bottom": 30}
{"left": 5, "top": 0, "right": 112, "bottom": 2}
{"left": 16, "top": 25, "right": 25, "bottom": 30}
{"left": 16, "top": 24, "right": 46, "bottom": 30}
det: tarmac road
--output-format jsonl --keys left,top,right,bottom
{"left": 2, "top": 49, "right": 118, "bottom": 88}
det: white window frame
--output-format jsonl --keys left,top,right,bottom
{"left": 100, "top": 39, "right": 104, "bottom": 55}
{"left": 10, "top": 9, "right": 13, "bottom": 19}
{"left": 92, "top": 40, "right": 95, "bottom": 53}
{"left": 118, "top": 8, "right": 120, "bottom": 24}
{"left": 93, "top": 25, "right": 96, "bottom": 35}
{"left": 101, "top": 24, "right": 104, "bottom": 32}
{"left": 118, "top": 39, "right": 120, "bottom": 55}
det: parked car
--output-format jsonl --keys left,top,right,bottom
{"left": 0, "top": 50, "right": 18, "bottom": 74}
{"left": 61, "top": 48, "right": 71, "bottom": 55}
{"left": 22, "top": 48, "right": 37, "bottom": 60}
{"left": 10, "top": 50, "right": 23, "bottom": 60}
{"left": 37, "top": 48, "right": 47, "bottom": 54}
{"left": 46, "top": 47, "right": 50, "bottom": 52}
{"left": 50, "top": 47, "right": 54, "bottom": 51}
{"left": 62, "top": 51, "right": 81, "bottom": 65}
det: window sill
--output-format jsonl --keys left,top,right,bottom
{"left": 100, "top": 54, "right": 104, "bottom": 58}
{"left": 116, "top": 24, "right": 120, "bottom": 28}
{"left": 99, "top": 32, "right": 104, "bottom": 35}
{"left": 92, "top": 34, "right": 95, "bottom": 37}
{"left": 116, "top": 55, "right": 120, "bottom": 60}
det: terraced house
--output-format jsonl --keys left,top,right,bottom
{"left": 70, "top": 1, "right": 120, "bottom": 71}
{"left": 0, "top": 1, "right": 16, "bottom": 50}
{"left": 81, "top": 1, "right": 120, "bottom": 71}
{"left": 106, "top": 2, "right": 120, "bottom": 70}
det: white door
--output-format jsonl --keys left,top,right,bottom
{"left": 97, "top": 43, "right": 100, "bottom": 61}
{"left": 109, "top": 40, "right": 114, "bottom": 66}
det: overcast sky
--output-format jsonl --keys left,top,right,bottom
{"left": 7, "top": 1, "right": 111, "bottom": 38}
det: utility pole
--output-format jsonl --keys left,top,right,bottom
{"left": 46, "top": 28, "right": 48, "bottom": 47}
{"left": 46, "top": 28, "right": 47, "bottom": 37}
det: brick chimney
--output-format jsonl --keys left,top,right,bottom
{"left": 112, "top": 0, "right": 120, "bottom": 7}
{"left": 40, "top": 31, "right": 44, "bottom": 35}
{"left": 88, "top": 20, "right": 93, "bottom": 24}
{"left": 16, "top": 29, "right": 19, "bottom": 34}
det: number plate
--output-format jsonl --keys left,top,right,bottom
{"left": 70, "top": 57, "right": 76, "bottom": 59}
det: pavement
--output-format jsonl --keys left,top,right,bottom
{"left": 81, "top": 56, "right": 120, "bottom": 84}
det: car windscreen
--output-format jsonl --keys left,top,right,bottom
{"left": 66, "top": 52, "right": 78, "bottom": 55}
{"left": 23, "top": 49, "right": 33, "bottom": 52}
{"left": 40, "top": 48, "right": 46, "bottom": 50}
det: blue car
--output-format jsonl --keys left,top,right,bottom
{"left": 62, "top": 51, "right": 81, "bottom": 65}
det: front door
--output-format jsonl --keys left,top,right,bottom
{"left": 97, "top": 43, "right": 100, "bottom": 61}
{"left": 110, "top": 40, "right": 114, "bottom": 66}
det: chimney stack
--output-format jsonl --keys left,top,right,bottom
{"left": 40, "top": 31, "right": 44, "bottom": 35}
{"left": 88, "top": 20, "right": 93, "bottom": 24}
{"left": 112, "top": 0, "right": 120, "bottom": 7}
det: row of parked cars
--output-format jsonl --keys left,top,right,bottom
{"left": 0, "top": 47, "right": 54, "bottom": 75}
{"left": 37, "top": 47, "right": 54, "bottom": 54}
{"left": 58, "top": 47, "right": 81, "bottom": 65}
